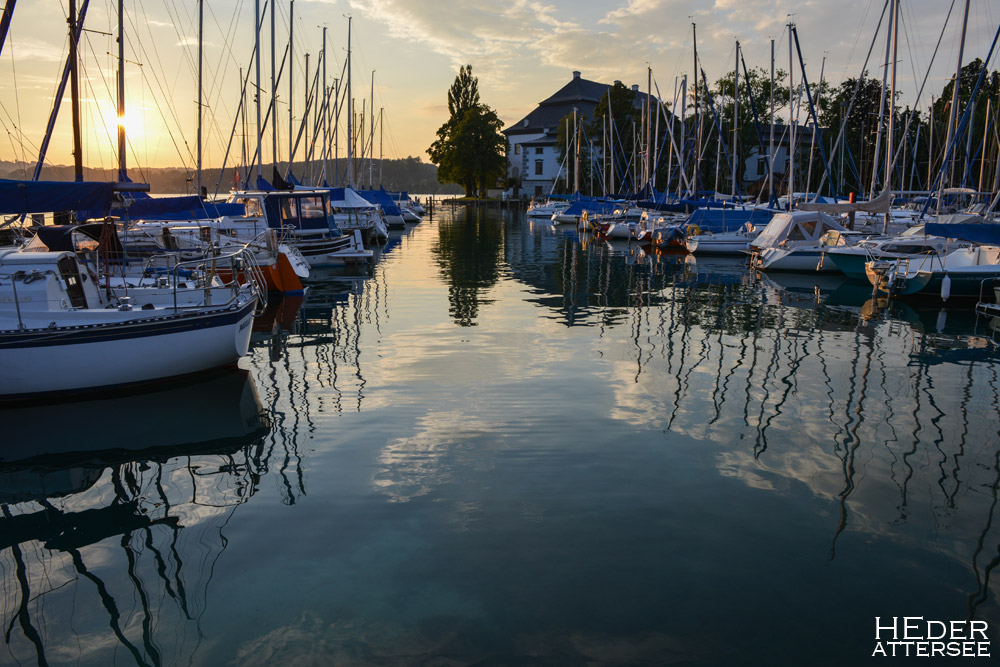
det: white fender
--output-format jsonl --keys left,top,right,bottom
{"left": 941, "top": 273, "right": 952, "bottom": 301}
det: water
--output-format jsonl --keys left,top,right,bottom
{"left": 2, "top": 206, "right": 1000, "bottom": 666}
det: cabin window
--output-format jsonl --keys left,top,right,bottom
{"left": 798, "top": 220, "right": 818, "bottom": 238}
{"left": 299, "top": 196, "right": 326, "bottom": 219}
{"left": 279, "top": 199, "right": 297, "bottom": 223}
{"left": 236, "top": 197, "right": 263, "bottom": 217}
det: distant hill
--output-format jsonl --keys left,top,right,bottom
{"left": 0, "top": 156, "right": 463, "bottom": 195}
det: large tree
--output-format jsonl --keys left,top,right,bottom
{"left": 428, "top": 65, "right": 507, "bottom": 197}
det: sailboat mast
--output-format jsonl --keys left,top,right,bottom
{"left": 196, "top": 0, "right": 203, "bottom": 194}
{"left": 68, "top": 0, "right": 83, "bottom": 182}
{"left": 117, "top": 0, "right": 126, "bottom": 182}
{"left": 692, "top": 22, "right": 699, "bottom": 196}
{"left": 870, "top": 5, "right": 893, "bottom": 199}
{"left": 254, "top": 0, "right": 262, "bottom": 186}
{"left": 346, "top": 16, "right": 354, "bottom": 188}
{"left": 322, "top": 26, "right": 328, "bottom": 183}
{"left": 645, "top": 66, "right": 652, "bottom": 187}
{"left": 574, "top": 106, "right": 580, "bottom": 193}
{"left": 944, "top": 0, "right": 971, "bottom": 190}
{"left": 768, "top": 38, "right": 774, "bottom": 205}
{"left": 288, "top": 0, "right": 293, "bottom": 177}
{"left": 787, "top": 22, "right": 794, "bottom": 209}
{"left": 884, "top": 0, "right": 899, "bottom": 231}
{"left": 379, "top": 107, "right": 383, "bottom": 186}
{"left": 732, "top": 40, "right": 739, "bottom": 200}
{"left": 270, "top": 0, "right": 278, "bottom": 172}
{"left": 679, "top": 74, "right": 686, "bottom": 199}
{"left": 369, "top": 70, "right": 375, "bottom": 188}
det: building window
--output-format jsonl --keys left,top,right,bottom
{"left": 535, "top": 160, "right": 543, "bottom": 176}
{"left": 514, "top": 144, "right": 521, "bottom": 155}
{"left": 535, "top": 147, "right": 543, "bottom": 155}
{"left": 535, "top": 186, "right": 543, "bottom": 196}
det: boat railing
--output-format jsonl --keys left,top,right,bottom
{"left": 164, "top": 245, "right": 264, "bottom": 314}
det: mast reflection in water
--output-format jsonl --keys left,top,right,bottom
{"left": 0, "top": 370, "right": 271, "bottom": 666}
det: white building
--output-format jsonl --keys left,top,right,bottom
{"left": 503, "top": 71, "right": 615, "bottom": 198}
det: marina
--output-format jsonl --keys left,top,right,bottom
{"left": 2, "top": 0, "right": 1000, "bottom": 662}
{"left": 2, "top": 205, "right": 999, "bottom": 664}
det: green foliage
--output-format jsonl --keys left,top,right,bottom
{"left": 428, "top": 65, "right": 507, "bottom": 197}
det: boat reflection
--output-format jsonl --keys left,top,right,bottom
{"left": 511, "top": 211, "right": 1000, "bottom": 620}
{"left": 0, "top": 369, "right": 272, "bottom": 666}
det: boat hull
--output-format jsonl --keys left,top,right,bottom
{"left": 0, "top": 299, "right": 256, "bottom": 399}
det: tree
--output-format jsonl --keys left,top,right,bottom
{"left": 428, "top": 65, "right": 508, "bottom": 197}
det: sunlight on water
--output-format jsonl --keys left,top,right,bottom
{"left": 2, "top": 205, "right": 999, "bottom": 665}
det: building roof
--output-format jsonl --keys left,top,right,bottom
{"left": 504, "top": 71, "right": 609, "bottom": 137}
{"left": 504, "top": 71, "right": 658, "bottom": 138}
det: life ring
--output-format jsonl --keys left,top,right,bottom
{"left": 686, "top": 224, "right": 701, "bottom": 237}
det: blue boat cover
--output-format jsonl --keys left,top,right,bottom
{"left": 357, "top": 190, "right": 402, "bottom": 216}
{"left": 562, "top": 198, "right": 623, "bottom": 217}
{"left": 0, "top": 179, "right": 114, "bottom": 215}
{"left": 685, "top": 208, "right": 775, "bottom": 233}
{"left": 924, "top": 222, "right": 1000, "bottom": 245}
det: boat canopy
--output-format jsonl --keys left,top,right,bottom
{"left": 797, "top": 188, "right": 891, "bottom": 214}
{"left": 685, "top": 208, "right": 774, "bottom": 233}
{"left": 327, "top": 188, "right": 378, "bottom": 210}
{"left": 924, "top": 214, "right": 1000, "bottom": 245}
{"left": 24, "top": 223, "right": 125, "bottom": 255}
{"left": 750, "top": 210, "right": 846, "bottom": 249}
{"left": 356, "top": 189, "right": 402, "bottom": 216}
{"left": 562, "top": 198, "right": 621, "bottom": 217}
{"left": 79, "top": 195, "right": 244, "bottom": 221}
{"left": 0, "top": 179, "right": 114, "bottom": 215}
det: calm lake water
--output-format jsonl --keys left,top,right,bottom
{"left": 2, "top": 205, "right": 1000, "bottom": 666}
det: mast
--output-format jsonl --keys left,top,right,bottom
{"left": 679, "top": 74, "right": 687, "bottom": 198}
{"left": 270, "top": 0, "right": 277, "bottom": 171}
{"left": 303, "top": 52, "right": 309, "bottom": 177}
{"left": 69, "top": 0, "right": 83, "bottom": 182}
{"left": 884, "top": 0, "right": 898, "bottom": 231}
{"left": 692, "top": 22, "right": 700, "bottom": 196}
{"left": 369, "top": 70, "right": 375, "bottom": 188}
{"left": 927, "top": 99, "right": 935, "bottom": 190}
{"left": 322, "top": 26, "right": 327, "bottom": 183}
{"left": 870, "top": 4, "right": 893, "bottom": 199}
{"left": 768, "top": 38, "right": 774, "bottom": 206}
{"left": 196, "top": 0, "right": 203, "bottom": 193}
{"left": 288, "top": 0, "right": 294, "bottom": 176}
{"left": 732, "top": 40, "right": 739, "bottom": 200}
{"left": 254, "top": 0, "right": 262, "bottom": 186}
{"left": 574, "top": 106, "right": 580, "bottom": 193}
{"left": 978, "top": 98, "right": 990, "bottom": 193}
{"left": 943, "top": 0, "right": 971, "bottom": 191}
{"left": 346, "top": 16, "right": 354, "bottom": 188}
{"left": 645, "top": 66, "right": 652, "bottom": 187}
{"left": 117, "top": 0, "right": 126, "bottom": 182}
{"left": 787, "top": 22, "right": 794, "bottom": 209}
{"left": 378, "top": 107, "right": 384, "bottom": 186}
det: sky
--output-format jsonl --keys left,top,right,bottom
{"left": 0, "top": 0, "right": 997, "bottom": 176}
